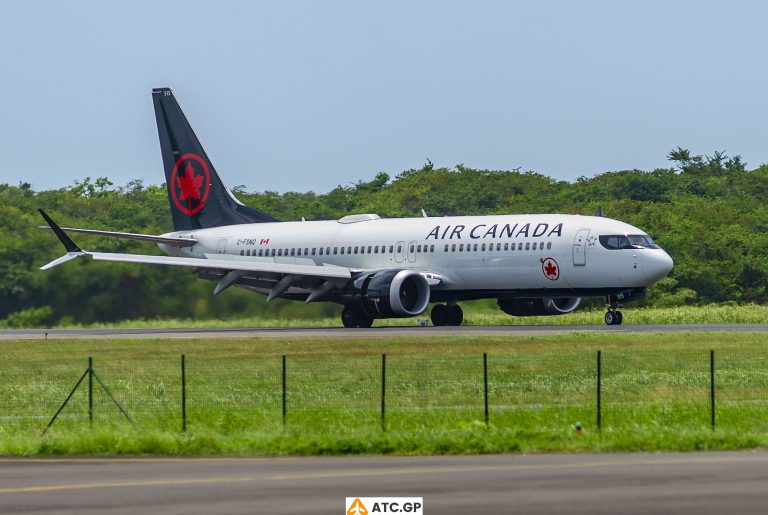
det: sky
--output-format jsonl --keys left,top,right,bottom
{"left": 1, "top": 0, "right": 766, "bottom": 193}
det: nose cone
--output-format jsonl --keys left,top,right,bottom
{"left": 644, "top": 250, "right": 674, "bottom": 283}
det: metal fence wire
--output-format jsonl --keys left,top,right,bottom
{"left": 1, "top": 348, "right": 765, "bottom": 435}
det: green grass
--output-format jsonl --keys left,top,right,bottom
{"left": 55, "top": 303, "right": 768, "bottom": 329}
{"left": 2, "top": 332, "right": 768, "bottom": 455}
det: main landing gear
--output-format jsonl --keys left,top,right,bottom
{"left": 604, "top": 296, "right": 624, "bottom": 326}
{"left": 341, "top": 304, "right": 374, "bottom": 328}
{"left": 431, "top": 303, "right": 464, "bottom": 326}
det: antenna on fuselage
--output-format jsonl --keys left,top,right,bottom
{"left": 421, "top": 209, "right": 428, "bottom": 218}
{"left": 596, "top": 206, "right": 604, "bottom": 217}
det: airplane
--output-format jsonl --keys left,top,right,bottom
{"left": 39, "top": 87, "right": 674, "bottom": 327}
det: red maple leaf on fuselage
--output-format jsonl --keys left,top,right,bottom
{"left": 177, "top": 162, "right": 203, "bottom": 201}
{"left": 544, "top": 261, "right": 558, "bottom": 277}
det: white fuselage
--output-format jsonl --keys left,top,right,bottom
{"left": 159, "top": 213, "right": 673, "bottom": 301}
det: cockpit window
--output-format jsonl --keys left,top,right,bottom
{"left": 599, "top": 234, "right": 659, "bottom": 250}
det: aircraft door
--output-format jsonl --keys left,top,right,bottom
{"left": 407, "top": 240, "right": 418, "bottom": 263}
{"left": 217, "top": 238, "right": 228, "bottom": 254}
{"left": 395, "top": 241, "right": 405, "bottom": 263}
{"left": 572, "top": 229, "right": 589, "bottom": 266}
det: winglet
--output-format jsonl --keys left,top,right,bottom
{"left": 38, "top": 209, "right": 86, "bottom": 270}
{"left": 39, "top": 209, "right": 82, "bottom": 252}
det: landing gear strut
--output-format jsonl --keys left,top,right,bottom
{"left": 341, "top": 304, "right": 374, "bottom": 328}
{"left": 431, "top": 303, "right": 464, "bottom": 326}
{"left": 604, "top": 296, "right": 623, "bottom": 326}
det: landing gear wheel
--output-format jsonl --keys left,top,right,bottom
{"left": 447, "top": 304, "right": 464, "bottom": 326}
{"left": 604, "top": 310, "right": 623, "bottom": 326}
{"left": 431, "top": 304, "right": 448, "bottom": 326}
{"left": 341, "top": 305, "right": 374, "bottom": 328}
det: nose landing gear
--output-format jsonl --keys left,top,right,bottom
{"left": 604, "top": 295, "right": 623, "bottom": 325}
{"left": 431, "top": 303, "right": 464, "bottom": 326}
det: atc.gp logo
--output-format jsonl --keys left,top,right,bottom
{"left": 542, "top": 257, "right": 559, "bottom": 281}
{"left": 170, "top": 153, "right": 211, "bottom": 216}
{"left": 346, "top": 497, "right": 423, "bottom": 515}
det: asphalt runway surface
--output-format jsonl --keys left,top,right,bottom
{"left": 2, "top": 323, "right": 768, "bottom": 340}
{"left": 1, "top": 452, "right": 767, "bottom": 514}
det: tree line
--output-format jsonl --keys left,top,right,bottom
{"left": 1, "top": 148, "right": 766, "bottom": 327}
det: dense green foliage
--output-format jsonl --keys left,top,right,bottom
{"left": 1, "top": 148, "right": 767, "bottom": 326}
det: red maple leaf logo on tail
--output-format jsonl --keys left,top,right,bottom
{"left": 177, "top": 162, "right": 204, "bottom": 201}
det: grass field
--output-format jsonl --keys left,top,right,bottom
{"left": 2, "top": 331, "right": 768, "bottom": 455}
{"left": 58, "top": 303, "right": 768, "bottom": 330}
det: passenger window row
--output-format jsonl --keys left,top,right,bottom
{"left": 443, "top": 241, "right": 552, "bottom": 252}
{"left": 238, "top": 241, "right": 553, "bottom": 257}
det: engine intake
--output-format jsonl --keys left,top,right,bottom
{"left": 357, "top": 270, "right": 431, "bottom": 317}
{"left": 497, "top": 297, "right": 581, "bottom": 316}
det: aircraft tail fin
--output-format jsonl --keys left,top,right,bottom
{"left": 152, "top": 88, "right": 278, "bottom": 231}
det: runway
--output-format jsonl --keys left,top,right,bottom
{"left": 0, "top": 452, "right": 767, "bottom": 514}
{"left": 2, "top": 323, "right": 768, "bottom": 340}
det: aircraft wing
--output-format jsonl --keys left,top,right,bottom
{"left": 38, "top": 226, "right": 197, "bottom": 247}
{"left": 84, "top": 251, "right": 352, "bottom": 279}
{"left": 38, "top": 209, "right": 352, "bottom": 294}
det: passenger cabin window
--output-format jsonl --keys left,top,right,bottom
{"left": 430, "top": 245, "right": 434, "bottom": 252}
{"left": 525, "top": 243, "right": 530, "bottom": 251}
{"left": 259, "top": 249, "right": 263, "bottom": 257}
{"left": 547, "top": 242, "right": 552, "bottom": 250}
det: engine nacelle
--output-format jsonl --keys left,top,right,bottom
{"left": 497, "top": 297, "right": 581, "bottom": 316}
{"left": 353, "top": 270, "right": 431, "bottom": 317}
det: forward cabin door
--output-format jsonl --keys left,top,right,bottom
{"left": 572, "top": 229, "right": 589, "bottom": 266}
{"left": 217, "top": 238, "right": 228, "bottom": 255}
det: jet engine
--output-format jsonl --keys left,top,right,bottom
{"left": 497, "top": 297, "right": 581, "bottom": 316}
{"left": 349, "top": 270, "right": 431, "bottom": 317}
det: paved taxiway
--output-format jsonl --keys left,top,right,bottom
{"left": 0, "top": 452, "right": 767, "bottom": 514}
{"left": 2, "top": 323, "right": 768, "bottom": 340}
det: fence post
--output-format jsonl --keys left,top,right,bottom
{"left": 381, "top": 354, "right": 386, "bottom": 432}
{"left": 483, "top": 353, "right": 489, "bottom": 425}
{"left": 88, "top": 357, "right": 93, "bottom": 426}
{"left": 597, "top": 350, "right": 602, "bottom": 431}
{"left": 282, "top": 355, "right": 287, "bottom": 430}
{"left": 710, "top": 349, "right": 715, "bottom": 431}
{"left": 181, "top": 354, "right": 186, "bottom": 432}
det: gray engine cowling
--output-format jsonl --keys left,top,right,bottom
{"left": 497, "top": 297, "right": 581, "bottom": 316}
{"left": 351, "top": 270, "right": 431, "bottom": 317}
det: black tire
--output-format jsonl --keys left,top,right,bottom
{"left": 341, "top": 305, "right": 360, "bottom": 328}
{"left": 604, "top": 311, "right": 615, "bottom": 325}
{"left": 448, "top": 304, "right": 464, "bottom": 326}
{"left": 358, "top": 313, "right": 375, "bottom": 328}
{"left": 615, "top": 311, "right": 623, "bottom": 325}
{"left": 431, "top": 304, "right": 448, "bottom": 326}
